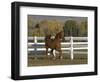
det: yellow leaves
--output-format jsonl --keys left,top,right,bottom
{"left": 42, "top": 20, "right": 63, "bottom": 34}
{"left": 36, "top": 19, "right": 64, "bottom": 36}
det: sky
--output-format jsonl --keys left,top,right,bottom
{"left": 28, "top": 14, "right": 87, "bottom": 23}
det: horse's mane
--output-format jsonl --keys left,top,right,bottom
{"left": 55, "top": 31, "right": 63, "bottom": 39}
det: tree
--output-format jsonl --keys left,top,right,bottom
{"left": 28, "top": 16, "right": 37, "bottom": 36}
{"left": 47, "top": 20, "right": 63, "bottom": 35}
{"left": 63, "top": 20, "right": 79, "bottom": 37}
{"left": 79, "top": 20, "right": 87, "bottom": 36}
{"left": 39, "top": 20, "right": 64, "bottom": 36}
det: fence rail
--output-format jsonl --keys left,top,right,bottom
{"left": 28, "top": 36, "right": 88, "bottom": 60}
{"left": 28, "top": 37, "right": 88, "bottom": 40}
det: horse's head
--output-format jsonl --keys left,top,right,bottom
{"left": 55, "top": 31, "right": 64, "bottom": 41}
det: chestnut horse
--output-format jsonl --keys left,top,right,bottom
{"left": 45, "top": 31, "right": 64, "bottom": 59}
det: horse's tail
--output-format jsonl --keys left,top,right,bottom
{"left": 45, "top": 36, "right": 48, "bottom": 41}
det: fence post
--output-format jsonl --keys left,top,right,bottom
{"left": 70, "top": 36, "right": 74, "bottom": 60}
{"left": 34, "top": 36, "right": 37, "bottom": 59}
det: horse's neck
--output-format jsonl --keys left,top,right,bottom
{"left": 54, "top": 37, "right": 60, "bottom": 42}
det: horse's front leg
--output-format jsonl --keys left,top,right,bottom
{"left": 60, "top": 50, "right": 63, "bottom": 59}
{"left": 58, "top": 49, "right": 63, "bottom": 59}
{"left": 51, "top": 49, "right": 56, "bottom": 60}
{"left": 46, "top": 48, "right": 48, "bottom": 55}
{"left": 46, "top": 47, "right": 49, "bottom": 58}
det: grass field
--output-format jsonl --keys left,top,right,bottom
{"left": 28, "top": 53, "right": 88, "bottom": 67}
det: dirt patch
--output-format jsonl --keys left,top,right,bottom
{"left": 28, "top": 55, "right": 87, "bottom": 66}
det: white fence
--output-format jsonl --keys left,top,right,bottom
{"left": 28, "top": 36, "right": 88, "bottom": 60}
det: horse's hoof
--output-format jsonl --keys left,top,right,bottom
{"left": 59, "top": 56, "right": 63, "bottom": 59}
